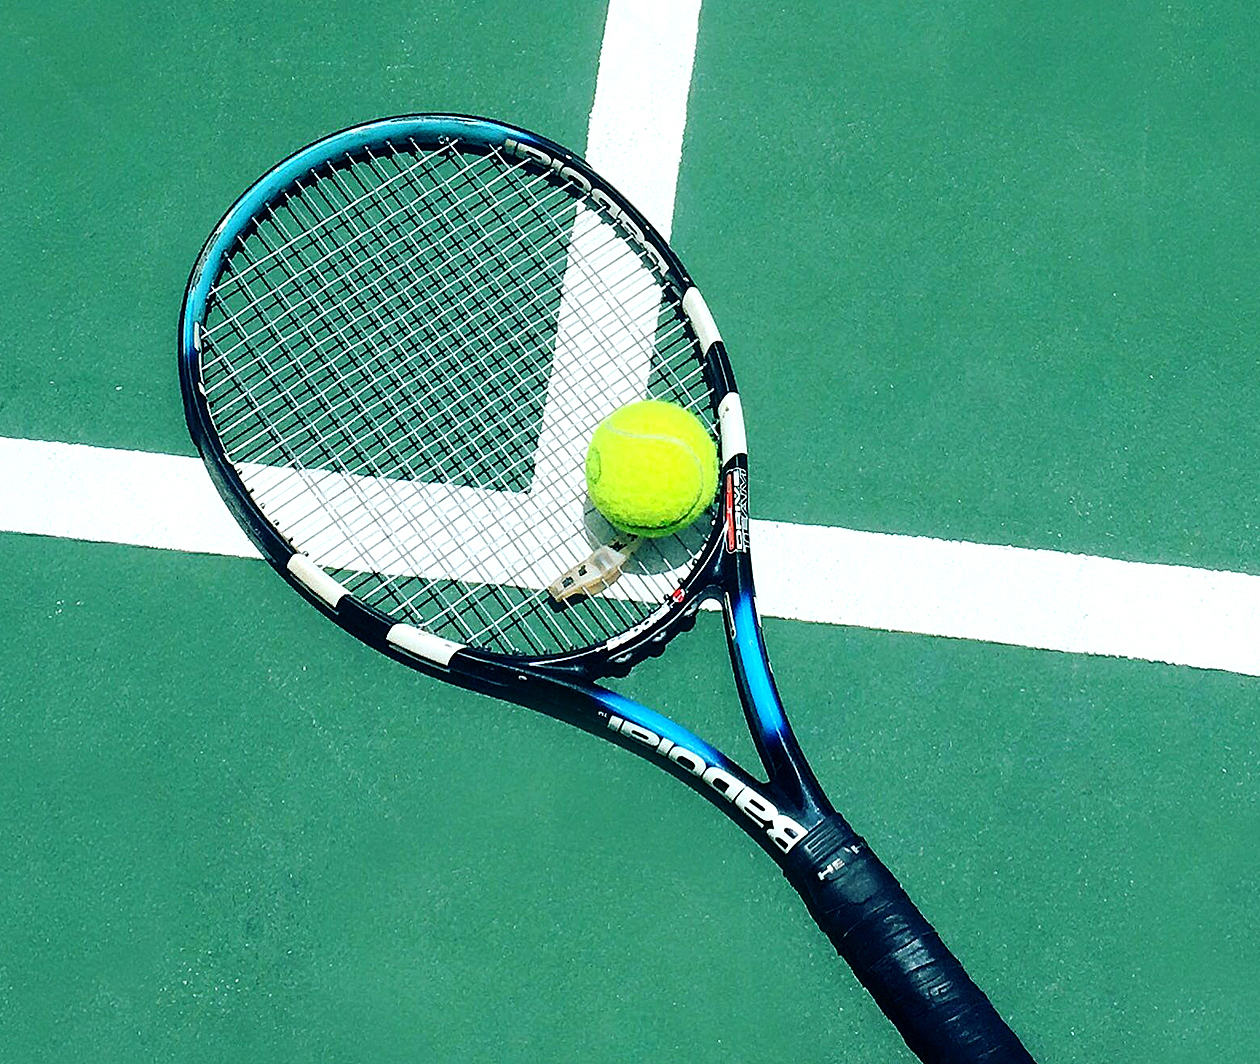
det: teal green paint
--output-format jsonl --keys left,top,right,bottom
{"left": 677, "top": 1, "right": 1260, "bottom": 573}
{"left": 0, "top": 0, "right": 605, "bottom": 456}
{"left": 3, "top": 534, "right": 1258, "bottom": 1062}
{"left": 0, "top": 535, "right": 887, "bottom": 1062}
{"left": 772, "top": 621, "right": 1260, "bottom": 1064}
{"left": 4, "top": 1, "right": 1259, "bottom": 1060}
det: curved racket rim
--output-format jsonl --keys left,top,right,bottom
{"left": 178, "top": 111, "right": 740, "bottom": 677}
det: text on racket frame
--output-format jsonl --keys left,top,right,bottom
{"left": 503, "top": 139, "right": 672, "bottom": 277}
{"left": 606, "top": 715, "right": 806, "bottom": 852}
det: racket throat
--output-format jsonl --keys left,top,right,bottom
{"left": 599, "top": 709, "right": 807, "bottom": 855}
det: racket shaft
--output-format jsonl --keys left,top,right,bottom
{"left": 786, "top": 814, "right": 1035, "bottom": 1063}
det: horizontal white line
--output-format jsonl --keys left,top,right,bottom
{"left": 3, "top": 435, "right": 1259, "bottom": 676}
{"left": 753, "top": 520, "right": 1260, "bottom": 676}
{"left": 2, "top": 437, "right": 260, "bottom": 558}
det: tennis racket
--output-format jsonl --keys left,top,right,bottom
{"left": 178, "top": 114, "right": 1036, "bottom": 1063}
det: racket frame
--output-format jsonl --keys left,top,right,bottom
{"left": 179, "top": 114, "right": 1036, "bottom": 1064}
{"left": 179, "top": 114, "right": 824, "bottom": 853}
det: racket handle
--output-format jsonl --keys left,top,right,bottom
{"left": 783, "top": 814, "right": 1036, "bottom": 1063}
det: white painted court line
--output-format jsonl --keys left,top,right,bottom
{"left": 586, "top": 0, "right": 703, "bottom": 239}
{"left": 522, "top": 0, "right": 703, "bottom": 589}
{"left": 1, "top": 438, "right": 257, "bottom": 558}
{"left": 754, "top": 520, "right": 1260, "bottom": 678}
{"left": 8, "top": 7, "right": 1257, "bottom": 678}
{"left": 4, "top": 435, "right": 1260, "bottom": 677}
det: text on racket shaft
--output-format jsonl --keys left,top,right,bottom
{"left": 606, "top": 716, "right": 806, "bottom": 852}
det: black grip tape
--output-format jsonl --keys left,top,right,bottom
{"left": 783, "top": 815, "right": 1036, "bottom": 1063}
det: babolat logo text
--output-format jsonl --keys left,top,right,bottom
{"left": 503, "top": 138, "right": 671, "bottom": 277}
{"left": 606, "top": 716, "right": 807, "bottom": 853}
{"left": 725, "top": 468, "right": 750, "bottom": 553}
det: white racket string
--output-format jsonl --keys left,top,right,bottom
{"left": 199, "top": 138, "right": 718, "bottom": 656}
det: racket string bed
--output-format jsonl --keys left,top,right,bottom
{"left": 353, "top": 152, "right": 571, "bottom": 484}
{"left": 211, "top": 272, "right": 436, "bottom": 601}
{"left": 202, "top": 162, "right": 568, "bottom": 434}
{"left": 265, "top": 164, "right": 558, "bottom": 557}
{"left": 203, "top": 165, "right": 571, "bottom": 430}
{"left": 212, "top": 158, "right": 670, "bottom": 479}
{"left": 207, "top": 168, "right": 567, "bottom": 511}
{"left": 215, "top": 254, "right": 561, "bottom": 653}
{"left": 206, "top": 167, "right": 700, "bottom": 479}
{"left": 199, "top": 138, "right": 715, "bottom": 656}
{"left": 207, "top": 148, "right": 670, "bottom": 429}
{"left": 265, "top": 167, "right": 584, "bottom": 647}
{"left": 238, "top": 184, "right": 700, "bottom": 635}
{"left": 205, "top": 143, "right": 512, "bottom": 342}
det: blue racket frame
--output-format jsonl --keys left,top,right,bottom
{"left": 180, "top": 115, "right": 1036, "bottom": 1064}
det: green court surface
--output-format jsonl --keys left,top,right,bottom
{"left": 2, "top": 2, "right": 1257, "bottom": 1062}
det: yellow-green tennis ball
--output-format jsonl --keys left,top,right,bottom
{"left": 585, "top": 400, "right": 719, "bottom": 538}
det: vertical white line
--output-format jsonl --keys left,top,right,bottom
{"left": 527, "top": 0, "right": 704, "bottom": 532}
{"left": 585, "top": 0, "right": 704, "bottom": 238}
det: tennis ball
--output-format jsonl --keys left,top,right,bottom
{"left": 585, "top": 400, "right": 719, "bottom": 538}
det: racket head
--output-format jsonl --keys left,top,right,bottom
{"left": 179, "top": 114, "right": 748, "bottom": 679}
